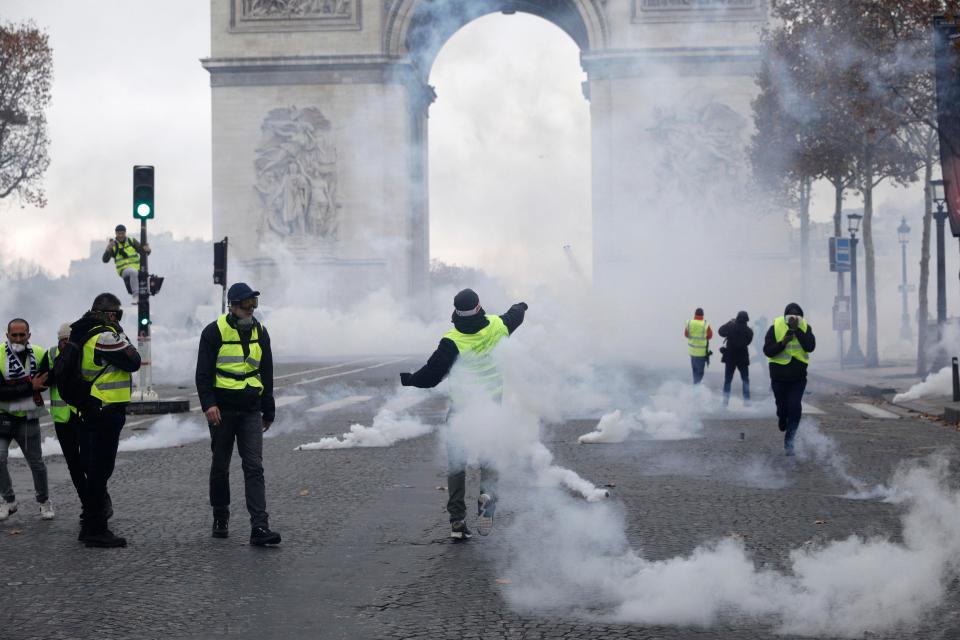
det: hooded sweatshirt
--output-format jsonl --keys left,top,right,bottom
{"left": 405, "top": 303, "right": 527, "bottom": 388}
{"left": 763, "top": 303, "right": 816, "bottom": 381}
{"left": 718, "top": 311, "right": 753, "bottom": 366}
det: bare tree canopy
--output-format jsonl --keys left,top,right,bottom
{"left": 0, "top": 21, "right": 52, "bottom": 207}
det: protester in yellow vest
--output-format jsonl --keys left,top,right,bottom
{"left": 69, "top": 293, "right": 141, "bottom": 547}
{"left": 400, "top": 288, "right": 527, "bottom": 540}
{"left": 0, "top": 318, "right": 53, "bottom": 522}
{"left": 196, "top": 282, "right": 280, "bottom": 547}
{"left": 46, "top": 323, "right": 87, "bottom": 517}
{"left": 101, "top": 224, "right": 151, "bottom": 305}
{"left": 684, "top": 308, "right": 713, "bottom": 384}
{"left": 762, "top": 302, "right": 816, "bottom": 456}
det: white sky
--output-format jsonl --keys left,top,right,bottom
{"left": 0, "top": 1, "right": 930, "bottom": 280}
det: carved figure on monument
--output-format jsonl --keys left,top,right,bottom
{"left": 254, "top": 106, "right": 340, "bottom": 247}
{"left": 242, "top": 0, "right": 351, "bottom": 17}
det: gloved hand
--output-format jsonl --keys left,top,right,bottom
{"left": 399, "top": 372, "right": 413, "bottom": 386}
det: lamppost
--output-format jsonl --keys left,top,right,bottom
{"left": 847, "top": 213, "right": 865, "bottom": 364}
{"left": 898, "top": 217, "right": 912, "bottom": 340}
{"left": 931, "top": 179, "right": 948, "bottom": 326}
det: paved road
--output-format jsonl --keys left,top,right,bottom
{"left": 2, "top": 362, "right": 959, "bottom": 640}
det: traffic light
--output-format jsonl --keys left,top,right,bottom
{"left": 213, "top": 238, "right": 228, "bottom": 285}
{"left": 133, "top": 165, "right": 155, "bottom": 220}
{"left": 138, "top": 304, "right": 150, "bottom": 328}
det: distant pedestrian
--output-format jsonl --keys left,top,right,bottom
{"left": 0, "top": 318, "right": 53, "bottom": 522}
{"left": 102, "top": 224, "right": 150, "bottom": 305}
{"left": 763, "top": 303, "right": 816, "bottom": 456}
{"left": 684, "top": 308, "right": 712, "bottom": 384}
{"left": 196, "top": 282, "right": 280, "bottom": 546}
{"left": 71, "top": 293, "right": 141, "bottom": 547}
{"left": 718, "top": 311, "right": 753, "bottom": 406}
{"left": 399, "top": 288, "right": 527, "bottom": 540}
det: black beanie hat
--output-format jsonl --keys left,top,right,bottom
{"left": 784, "top": 302, "right": 804, "bottom": 317}
{"left": 453, "top": 289, "right": 480, "bottom": 316}
{"left": 736, "top": 310, "right": 750, "bottom": 322}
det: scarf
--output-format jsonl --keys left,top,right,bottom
{"left": 5, "top": 343, "right": 43, "bottom": 410}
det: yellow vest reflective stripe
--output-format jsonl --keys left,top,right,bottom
{"left": 768, "top": 316, "right": 811, "bottom": 365}
{"left": 686, "top": 319, "right": 709, "bottom": 357}
{"left": 81, "top": 327, "right": 133, "bottom": 404}
{"left": 443, "top": 315, "right": 509, "bottom": 401}
{"left": 47, "top": 346, "right": 76, "bottom": 422}
{"left": 0, "top": 343, "right": 47, "bottom": 418}
{"left": 214, "top": 315, "right": 263, "bottom": 393}
{"left": 113, "top": 240, "right": 140, "bottom": 274}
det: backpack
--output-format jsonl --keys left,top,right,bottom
{"left": 54, "top": 327, "right": 107, "bottom": 408}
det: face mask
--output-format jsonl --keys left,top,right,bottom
{"left": 235, "top": 316, "right": 255, "bottom": 330}
{"left": 9, "top": 343, "right": 26, "bottom": 354}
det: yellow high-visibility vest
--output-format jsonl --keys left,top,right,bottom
{"left": 81, "top": 327, "right": 132, "bottom": 405}
{"left": 112, "top": 240, "right": 140, "bottom": 275}
{"left": 0, "top": 343, "right": 47, "bottom": 418}
{"left": 47, "top": 346, "right": 76, "bottom": 423}
{"left": 686, "top": 318, "right": 709, "bottom": 357}
{"left": 767, "top": 316, "right": 811, "bottom": 365}
{"left": 443, "top": 315, "right": 509, "bottom": 401}
{"left": 214, "top": 314, "right": 264, "bottom": 394}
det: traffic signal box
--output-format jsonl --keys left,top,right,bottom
{"left": 133, "top": 165, "right": 155, "bottom": 220}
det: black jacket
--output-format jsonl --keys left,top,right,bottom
{"left": 405, "top": 303, "right": 527, "bottom": 389}
{"left": 718, "top": 318, "right": 753, "bottom": 366}
{"left": 763, "top": 321, "right": 816, "bottom": 381}
{"left": 195, "top": 315, "right": 275, "bottom": 422}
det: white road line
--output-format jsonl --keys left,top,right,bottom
{"left": 294, "top": 357, "right": 408, "bottom": 386}
{"left": 274, "top": 357, "right": 380, "bottom": 381}
{"left": 847, "top": 402, "right": 900, "bottom": 419}
{"left": 380, "top": 395, "right": 431, "bottom": 414}
{"left": 275, "top": 395, "right": 307, "bottom": 408}
{"left": 801, "top": 402, "right": 825, "bottom": 415}
{"left": 306, "top": 395, "right": 373, "bottom": 413}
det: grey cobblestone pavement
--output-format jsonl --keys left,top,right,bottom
{"left": 2, "top": 361, "right": 960, "bottom": 639}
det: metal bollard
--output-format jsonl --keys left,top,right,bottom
{"left": 953, "top": 357, "right": 960, "bottom": 402}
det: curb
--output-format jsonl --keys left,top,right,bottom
{"left": 809, "top": 372, "right": 896, "bottom": 399}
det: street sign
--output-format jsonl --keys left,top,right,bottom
{"left": 829, "top": 237, "right": 852, "bottom": 272}
{"left": 833, "top": 295, "right": 851, "bottom": 331}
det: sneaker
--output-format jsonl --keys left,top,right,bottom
{"left": 477, "top": 493, "right": 495, "bottom": 536}
{"left": 0, "top": 500, "right": 17, "bottom": 521}
{"left": 450, "top": 520, "right": 472, "bottom": 540}
{"left": 778, "top": 419, "right": 787, "bottom": 432}
{"left": 212, "top": 518, "right": 229, "bottom": 539}
{"left": 84, "top": 529, "right": 127, "bottom": 548}
{"left": 250, "top": 526, "right": 281, "bottom": 546}
{"left": 39, "top": 500, "right": 55, "bottom": 520}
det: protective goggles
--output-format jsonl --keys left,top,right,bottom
{"left": 96, "top": 308, "right": 123, "bottom": 320}
{"left": 233, "top": 297, "right": 259, "bottom": 311}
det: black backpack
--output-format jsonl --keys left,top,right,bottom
{"left": 54, "top": 327, "right": 107, "bottom": 408}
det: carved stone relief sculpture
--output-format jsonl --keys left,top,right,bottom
{"left": 254, "top": 106, "right": 340, "bottom": 248}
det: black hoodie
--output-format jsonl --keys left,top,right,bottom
{"left": 404, "top": 303, "right": 527, "bottom": 389}
{"left": 763, "top": 303, "right": 816, "bottom": 381}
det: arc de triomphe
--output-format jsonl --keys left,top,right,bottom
{"left": 203, "top": 0, "right": 766, "bottom": 301}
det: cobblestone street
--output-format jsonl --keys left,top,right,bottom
{"left": 3, "top": 359, "right": 959, "bottom": 640}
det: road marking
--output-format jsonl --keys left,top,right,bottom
{"left": 306, "top": 395, "right": 373, "bottom": 413}
{"left": 847, "top": 402, "right": 900, "bottom": 419}
{"left": 801, "top": 402, "right": 825, "bottom": 415}
{"left": 381, "top": 395, "right": 431, "bottom": 414}
{"left": 294, "top": 357, "right": 408, "bottom": 386}
{"left": 275, "top": 395, "right": 307, "bottom": 408}
{"left": 273, "top": 357, "right": 380, "bottom": 381}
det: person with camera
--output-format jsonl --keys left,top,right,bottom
{"left": 684, "top": 308, "right": 712, "bottom": 384}
{"left": 763, "top": 303, "right": 816, "bottom": 456}
{"left": 102, "top": 224, "right": 150, "bottom": 305}
{"left": 718, "top": 311, "right": 753, "bottom": 406}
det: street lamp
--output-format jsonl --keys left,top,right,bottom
{"left": 931, "top": 179, "right": 948, "bottom": 326}
{"left": 898, "top": 217, "right": 913, "bottom": 340}
{"left": 846, "top": 213, "right": 865, "bottom": 364}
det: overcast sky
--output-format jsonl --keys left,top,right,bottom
{"left": 1, "top": 1, "right": 925, "bottom": 281}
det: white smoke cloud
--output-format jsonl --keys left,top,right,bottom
{"left": 296, "top": 408, "right": 433, "bottom": 450}
{"left": 893, "top": 365, "right": 952, "bottom": 403}
{"left": 116, "top": 414, "right": 207, "bottom": 452}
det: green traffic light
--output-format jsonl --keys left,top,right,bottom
{"left": 140, "top": 317, "right": 149, "bottom": 326}
{"left": 136, "top": 203, "right": 151, "bottom": 218}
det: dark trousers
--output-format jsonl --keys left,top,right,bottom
{"left": 54, "top": 413, "right": 86, "bottom": 507}
{"left": 690, "top": 356, "right": 707, "bottom": 384}
{"left": 771, "top": 378, "right": 806, "bottom": 450}
{"left": 80, "top": 404, "right": 125, "bottom": 532}
{"left": 723, "top": 362, "right": 750, "bottom": 401}
{"left": 445, "top": 438, "right": 497, "bottom": 523}
{"left": 209, "top": 410, "right": 268, "bottom": 529}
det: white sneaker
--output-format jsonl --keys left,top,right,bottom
{"left": 477, "top": 493, "right": 495, "bottom": 536}
{"left": 0, "top": 501, "right": 18, "bottom": 521}
{"left": 39, "top": 500, "right": 55, "bottom": 520}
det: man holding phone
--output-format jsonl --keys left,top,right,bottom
{"left": 763, "top": 302, "right": 816, "bottom": 456}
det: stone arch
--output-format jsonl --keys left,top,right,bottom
{"left": 384, "top": 0, "right": 609, "bottom": 74}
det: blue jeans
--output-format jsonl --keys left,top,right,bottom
{"left": 209, "top": 410, "right": 268, "bottom": 529}
{"left": 771, "top": 378, "right": 806, "bottom": 452}
{"left": 690, "top": 356, "right": 707, "bottom": 384}
{"left": 723, "top": 362, "right": 750, "bottom": 402}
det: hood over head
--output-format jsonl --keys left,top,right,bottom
{"left": 783, "top": 302, "right": 804, "bottom": 317}
{"left": 736, "top": 310, "right": 750, "bottom": 323}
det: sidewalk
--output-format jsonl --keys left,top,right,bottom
{"left": 812, "top": 359, "right": 960, "bottom": 420}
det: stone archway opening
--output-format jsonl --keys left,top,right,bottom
{"left": 426, "top": 12, "right": 592, "bottom": 287}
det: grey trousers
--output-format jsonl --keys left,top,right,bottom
{"left": 0, "top": 418, "right": 49, "bottom": 504}
{"left": 446, "top": 439, "right": 498, "bottom": 523}
{"left": 209, "top": 410, "right": 268, "bottom": 529}
{"left": 120, "top": 267, "right": 139, "bottom": 301}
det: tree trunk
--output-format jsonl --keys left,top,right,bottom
{"left": 917, "top": 159, "right": 933, "bottom": 375}
{"left": 800, "top": 176, "right": 812, "bottom": 302}
{"left": 863, "top": 148, "right": 879, "bottom": 367}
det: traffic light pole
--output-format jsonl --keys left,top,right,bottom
{"left": 135, "top": 217, "right": 156, "bottom": 401}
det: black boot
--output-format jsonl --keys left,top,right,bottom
{"left": 250, "top": 526, "right": 281, "bottom": 546}
{"left": 212, "top": 518, "right": 229, "bottom": 539}
{"left": 84, "top": 529, "right": 127, "bottom": 548}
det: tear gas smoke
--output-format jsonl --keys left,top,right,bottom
{"left": 296, "top": 409, "right": 433, "bottom": 450}
{"left": 8, "top": 435, "right": 62, "bottom": 459}
{"left": 894, "top": 365, "right": 953, "bottom": 403}
{"left": 116, "top": 414, "right": 207, "bottom": 452}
